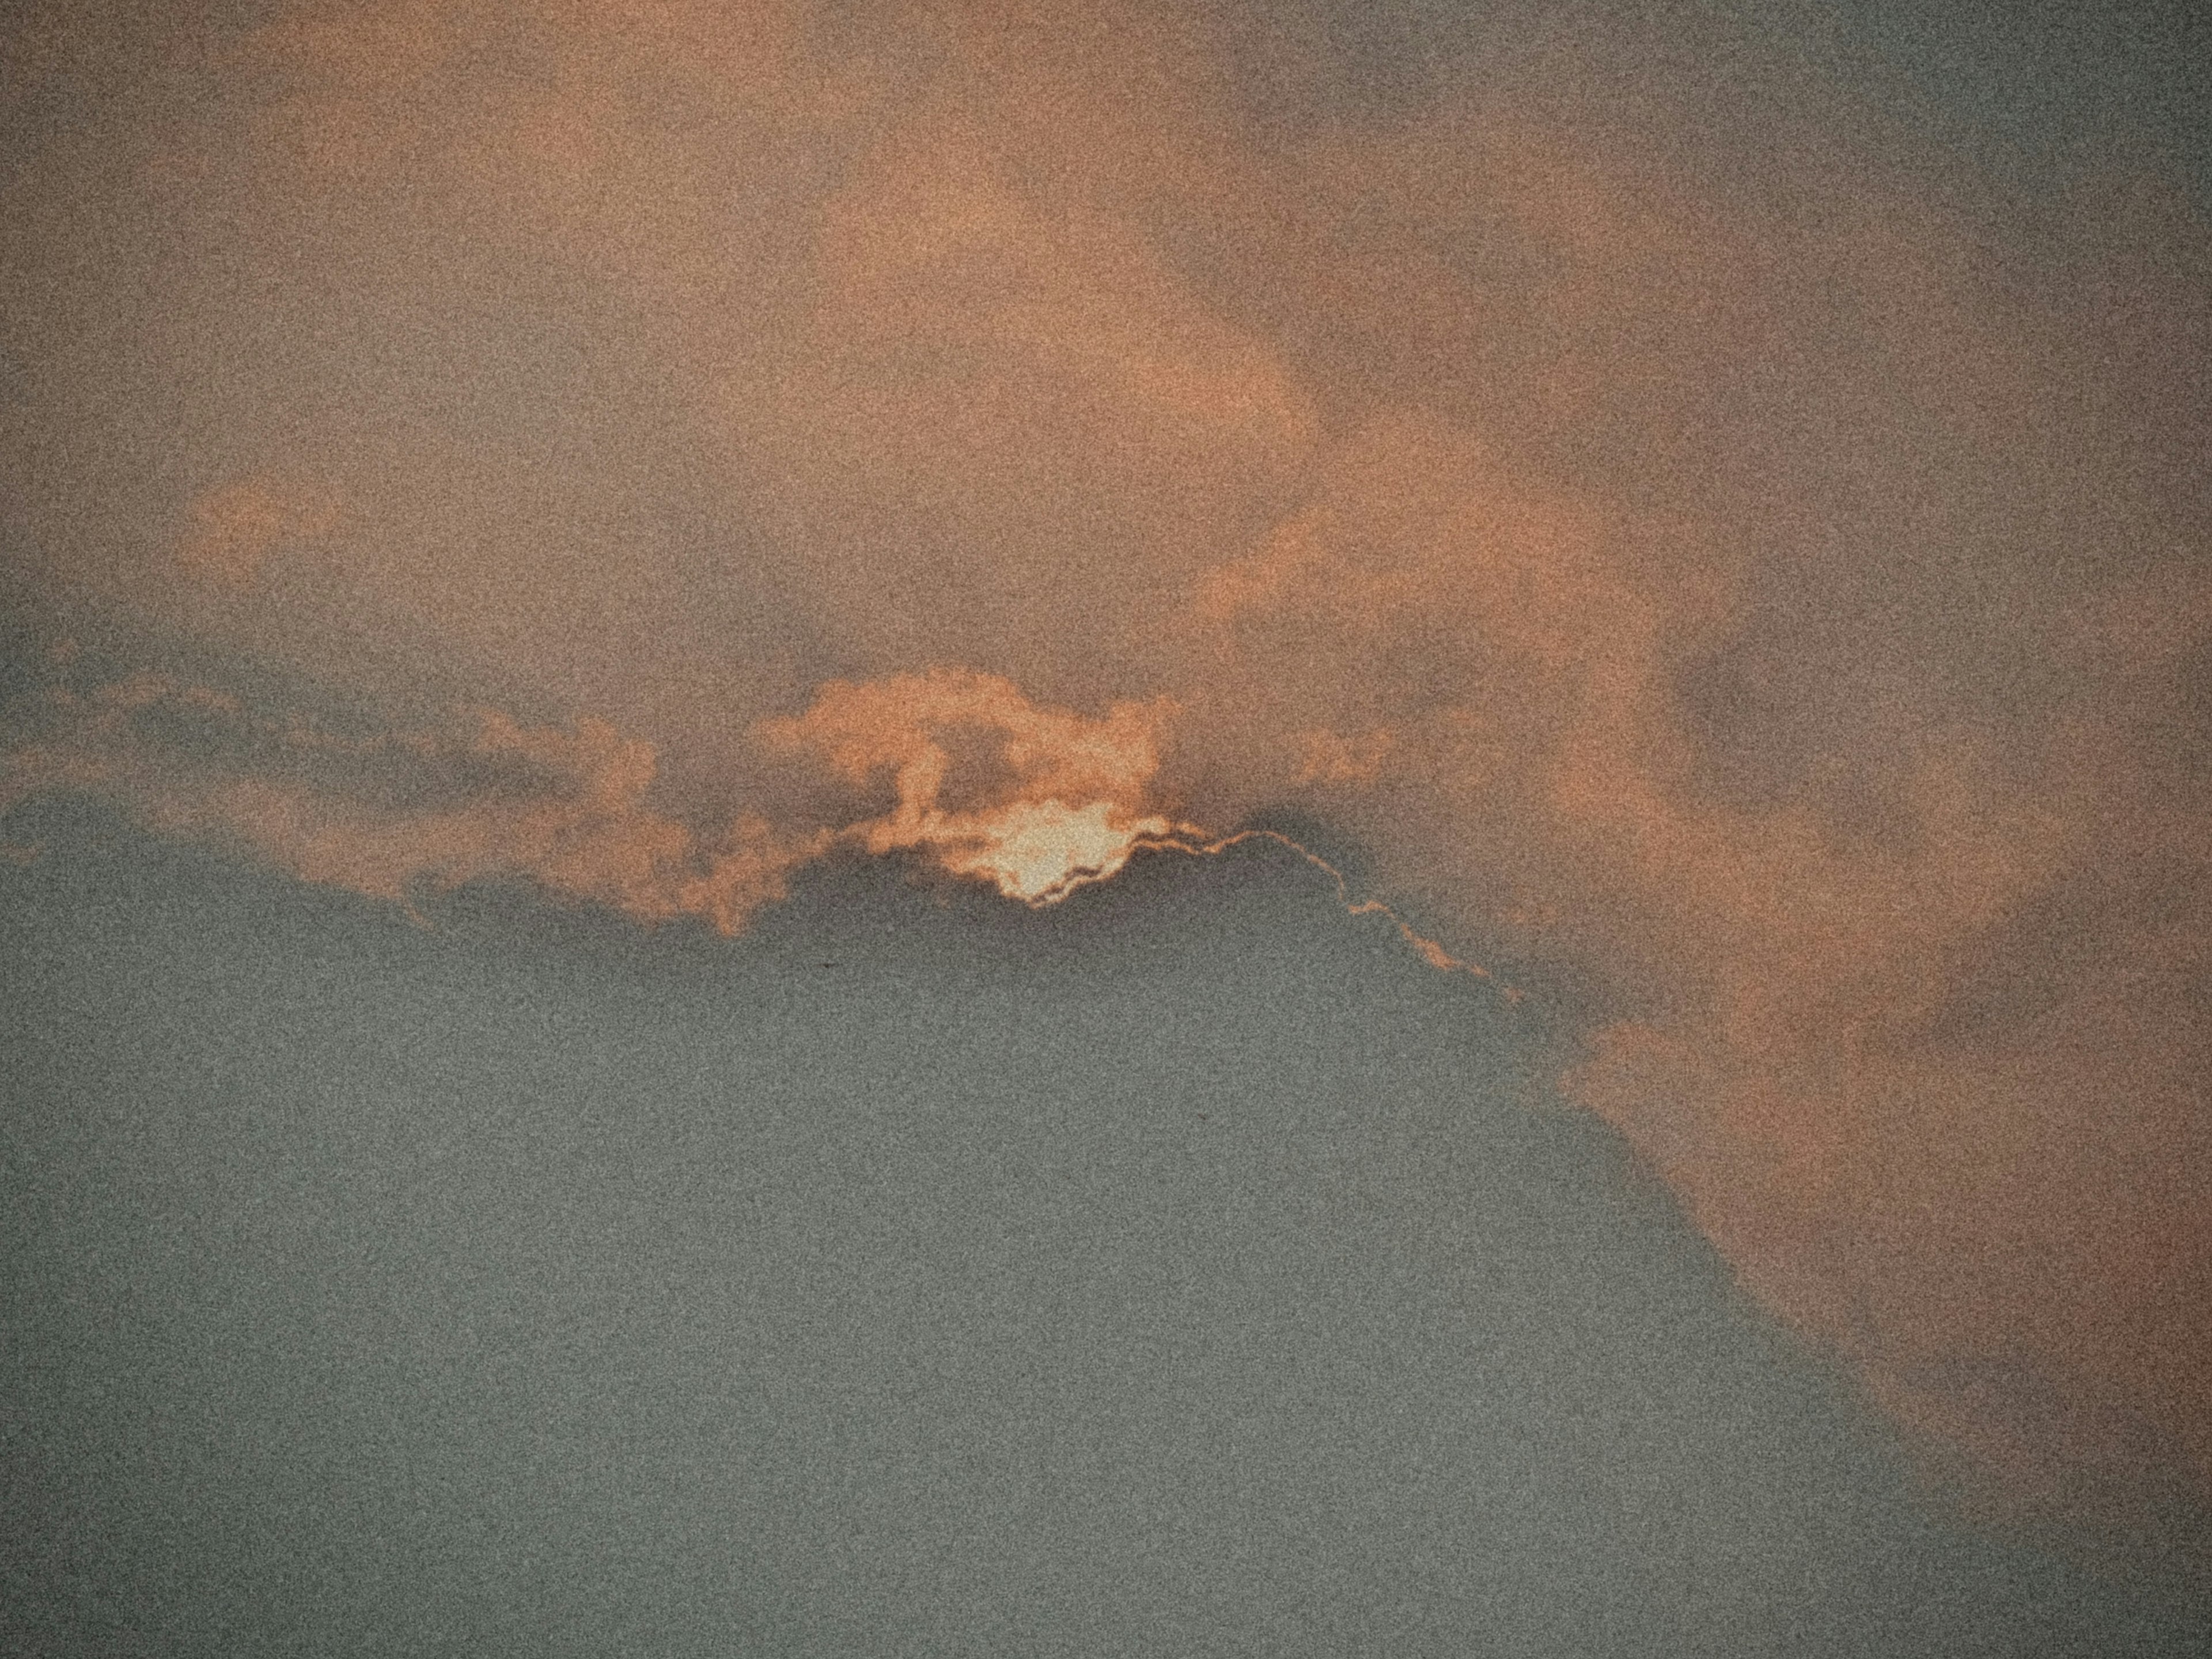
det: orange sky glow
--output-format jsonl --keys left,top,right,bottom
{"left": 3, "top": 0, "right": 2209, "bottom": 1564}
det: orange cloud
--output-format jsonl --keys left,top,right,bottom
{"left": 1291, "top": 725, "right": 1395, "bottom": 787}
{"left": 763, "top": 667, "right": 1178, "bottom": 903}
{"left": 2, "top": 676, "right": 826, "bottom": 934}
{"left": 177, "top": 480, "right": 340, "bottom": 586}
{"left": 6, "top": 0, "right": 2210, "bottom": 1554}
{"left": 4, "top": 665, "right": 1191, "bottom": 925}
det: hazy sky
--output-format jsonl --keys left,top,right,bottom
{"left": 3, "top": 0, "right": 2210, "bottom": 1650}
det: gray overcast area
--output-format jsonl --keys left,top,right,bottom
{"left": 3, "top": 797, "right": 2204, "bottom": 1656}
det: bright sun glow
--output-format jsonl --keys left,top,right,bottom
{"left": 934, "top": 798, "right": 1173, "bottom": 904}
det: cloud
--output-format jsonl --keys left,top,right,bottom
{"left": 2, "top": 673, "right": 825, "bottom": 933}
{"left": 176, "top": 479, "right": 340, "bottom": 586}
{"left": 2, "top": 662, "right": 1186, "bottom": 923}
{"left": 762, "top": 666, "right": 1178, "bottom": 903}
{"left": 1291, "top": 725, "right": 1394, "bottom": 787}
{"left": 3, "top": 0, "right": 2209, "bottom": 1554}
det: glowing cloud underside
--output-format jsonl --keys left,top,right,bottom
{"left": 0, "top": 661, "right": 1487, "bottom": 994}
{"left": 924, "top": 796, "right": 1170, "bottom": 903}
{"left": 766, "top": 666, "right": 1176, "bottom": 904}
{"left": 767, "top": 668, "right": 1495, "bottom": 980}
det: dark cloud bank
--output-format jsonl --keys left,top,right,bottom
{"left": 4, "top": 804, "right": 2205, "bottom": 1654}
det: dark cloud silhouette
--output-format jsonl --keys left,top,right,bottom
{"left": 5, "top": 805, "right": 2205, "bottom": 1652}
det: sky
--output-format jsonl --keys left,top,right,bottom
{"left": 3, "top": 0, "right": 2210, "bottom": 1650}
